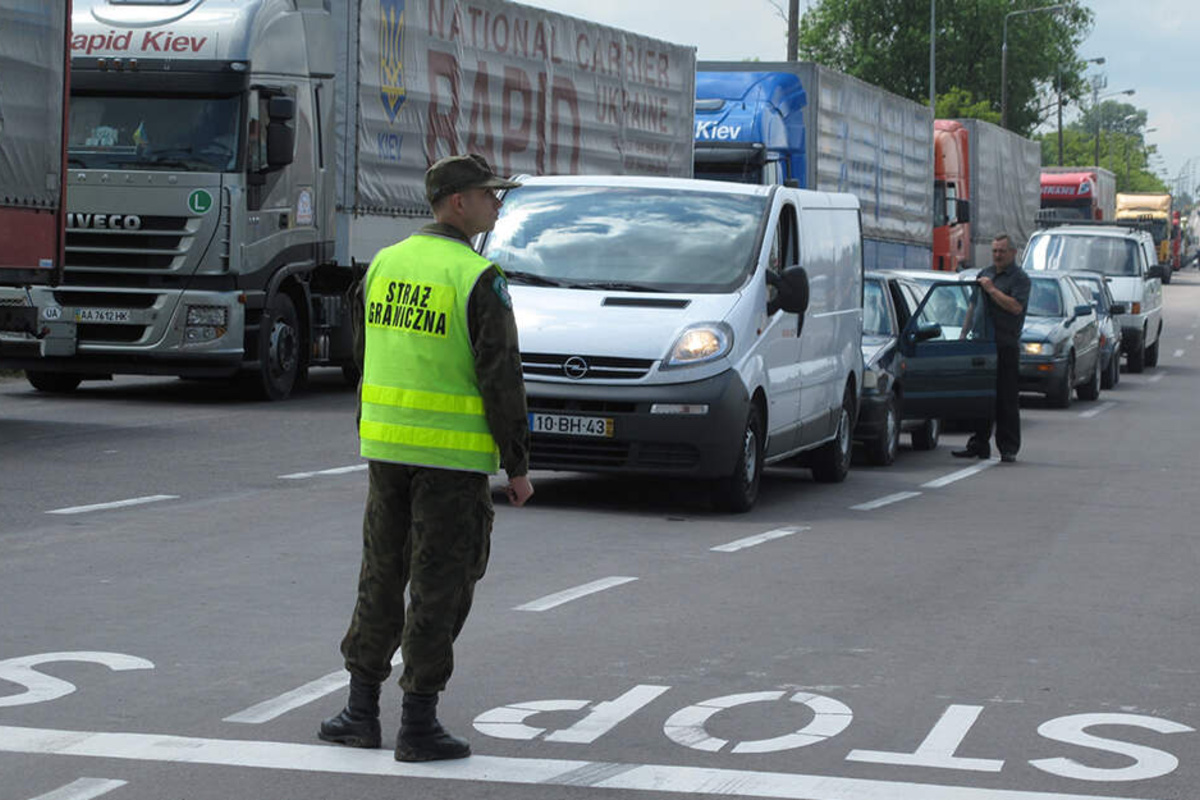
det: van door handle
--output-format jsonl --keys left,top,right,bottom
{"left": 971, "top": 357, "right": 986, "bottom": 366}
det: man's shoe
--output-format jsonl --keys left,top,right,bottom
{"left": 951, "top": 446, "right": 990, "bottom": 459}
{"left": 318, "top": 676, "right": 382, "bottom": 749}
{"left": 1000, "top": 453, "right": 1017, "bottom": 463}
{"left": 395, "top": 692, "right": 471, "bottom": 762}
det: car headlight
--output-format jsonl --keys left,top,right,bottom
{"left": 1023, "top": 342, "right": 1047, "bottom": 355}
{"left": 663, "top": 324, "right": 733, "bottom": 368}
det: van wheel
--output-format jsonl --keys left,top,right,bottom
{"left": 865, "top": 395, "right": 899, "bottom": 466}
{"left": 713, "top": 405, "right": 763, "bottom": 513}
{"left": 1127, "top": 340, "right": 1145, "bottom": 373}
{"left": 1049, "top": 354, "right": 1074, "bottom": 409}
{"left": 811, "top": 391, "right": 854, "bottom": 483}
{"left": 1101, "top": 354, "right": 1117, "bottom": 390}
{"left": 245, "top": 292, "right": 302, "bottom": 401}
{"left": 26, "top": 370, "right": 82, "bottom": 393}
{"left": 1145, "top": 334, "right": 1160, "bottom": 367}
{"left": 1077, "top": 354, "right": 1101, "bottom": 401}
{"left": 911, "top": 418, "right": 940, "bottom": 451}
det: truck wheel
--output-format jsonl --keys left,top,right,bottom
{"left": 911, "top": 418, "right": 940, "bottom": 451}
{"left": 1145, "top": 334, "right": 1160, "bottom": 367}
{"left": 1049, "top": 354, "right": 1074, "bottom": 409}
{"left": 1077, "top": 354, "right": 1101, "bottom": 401}
{"left": 713, "top": 405, "right": 763, "bottom": 513}
{"left": 865, "top": 395, "right": 899, "bottom": 466}
{"left": 249, "top": 292, "right": 302, "bottom": 401}
{"left": 811, "top": 390, "right": 854, "bottom": 483}
{"left": 26, "top": 370, "right": 82, "bottom": 393}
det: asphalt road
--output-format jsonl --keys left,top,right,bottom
{"left": 2, "top": 271, "right": 1200, "bottom": 800}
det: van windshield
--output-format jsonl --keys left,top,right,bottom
{"left": 1022, "top": 234, "right": 1141, "bottom": 277}
{"left": 482, "top": 186, "right": 768, "bottom": 293}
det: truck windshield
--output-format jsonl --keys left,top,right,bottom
{"left": 1023, "top": 235, "right": 1141, "bottom": 277}
{"left": 68, "top": 94, "right": 241, "bottom": 172}
{"left": 483, "top": 186, "right": 768, "bottom": 293}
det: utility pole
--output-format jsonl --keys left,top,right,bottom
{"left": 929, "top": 0, "right": 936, "bottom": 113}
{"left": 787, "top": 0, "right": 799, "bottom": 61}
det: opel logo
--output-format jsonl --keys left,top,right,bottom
{"left": 563, "top": 356, "right": 589, "bottom": 379}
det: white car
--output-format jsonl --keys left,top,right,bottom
{"left": 1022, "top": 225, "right": 1165, "bottom": 372}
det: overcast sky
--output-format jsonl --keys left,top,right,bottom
{"left": 525, "top": 0, "right": 1198, "bottom": 194}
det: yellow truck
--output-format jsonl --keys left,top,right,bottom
{"left": 1116, "top": 192, "right": 1173, "bottom": 282}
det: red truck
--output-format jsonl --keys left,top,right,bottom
{"left": 0, "top": 1, "right": 70, "bottom": 351}
{"left": 933, "top": 118, "right": 1041, "bottom": 272}
{"left": 1039, "top": 167, "right": 1117, "bottom": 222}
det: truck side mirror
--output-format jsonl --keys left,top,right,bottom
{"left": 266, "top": 123, "right": 295, "bottom": 169}
{"left": 956, "top": 199, "right": 970, "bottom": 224}
{"left": 768, "top": 265, "right": 809, "bottom": 316}
{"left": 268, "top": 96, "right": 296, "bottom": 122}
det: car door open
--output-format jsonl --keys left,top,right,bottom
{"left": 899, "top": 281, "right": 997, "bottom": 421}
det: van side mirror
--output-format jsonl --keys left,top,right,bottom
{"left": 1073, "top": 304, "right": 1093, "bottom": 318}
{"left": 768, "top": 265, "right": 810, "bottom": 316}
{"left": 956, "top": 199, "right": 970, "bottom": 224}
{"left": 1110, "top": 302, "right": 1127, "bottom": 315}
{"left": 1146, "top": 264, "right": 1165, "bottom": 280}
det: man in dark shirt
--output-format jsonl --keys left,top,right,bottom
{"left": 953, "top": 233, "right": 1031, "bottom": 463}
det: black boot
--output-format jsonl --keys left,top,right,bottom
{"left": 395, "top": 692, "right": 471, "bottom": 762}
{"left": 318, "top": 675, "right": 382, "bottom": 748}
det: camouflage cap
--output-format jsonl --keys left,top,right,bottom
{"left": 426, "top": 154, "right": 522, "bottom": 205}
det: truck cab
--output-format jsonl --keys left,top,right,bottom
{"left": 933, "top": 121, "right": 970, "bottom": 272}
{"left": 693, "top": 70, "right": 803, "bottom": 186}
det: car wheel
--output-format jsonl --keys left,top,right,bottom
{"left": 1077, "top": 353, "right": 1101, "bottom": 401}
{"left": 911, "top": 418, "right": 940, "bottom": 451}
{"left": 1145, "top": 333, "right": 1160, "bottom": 367}
{"left": 713, "top": 404, "right": 764, "bottom": 513}
{"left": 865, "top": 395, "right": 899, "bottom": 466}
{"left": 244, "top": 292, "right": 303, "bottom": 401}
{"left": 1050, "top": 354, "right": 1074, "bottom": 409}
{"left": 25, "top": 370, "right": 83, "bottom": 393}
{"left": 811, "top": 389, "right": 854, "bottom": 483}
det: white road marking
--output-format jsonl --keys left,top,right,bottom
{"left": 1172, "top": 349, "right": 1185, "bottom": 358}
{"left": 850, "top": 491, "right": 922, "bottom": 511}
{"left": 279, "top": 464, "right": 367, "bottom": 480}
{"left": 1149, "top": 373, "right": 1166, "bottom": 384}
{"left": 46, "top": 495, "right": 179, "bottom": 515}
{"left": 27, "top": 779, "right": 127, "bottom": 800}
{"left": 0, "top": 723, "right": 1156, "bottom": 800}
{"left": 515, "top": 577, "right": 637, "bottom": 612}
{"left": 921, "top": 460, "right": 998, "bottom": 489}
{"left": 1186, "top": 334, "right": 1195, "bottom": 341}
{"left": 710, "top": 526, "right": 808, "bottom": 553}
{"left": 847, "top": 705, "right": 1003, "bottom": 772}
{"left": 225, "top": 652, "right": 404, "bottom": 724}
{"left": 1079, "top": 401, "right": 1116, "bottom": 419}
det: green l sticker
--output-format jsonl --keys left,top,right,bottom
{"left": 188, "top": 189, "right": 213, "bottom": 215}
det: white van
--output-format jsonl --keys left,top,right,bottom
{"left": 1022, "top": 224, "right": 1165, "bottom": 372}
{"left": 480, "top": 176, "right": 863, "bottom": 512}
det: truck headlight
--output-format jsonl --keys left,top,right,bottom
{"left": 1023, "top": 342, "right": 1047, "bottom": 355}
{"left": 663, "top": 324, "right": 733, "bottom": 368}
{"left": 185, "top": 305, "right": 228, "bottom": 344}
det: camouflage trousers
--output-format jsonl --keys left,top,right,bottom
{"left": 340, "top": 461, "right": 493, "bottom": 694}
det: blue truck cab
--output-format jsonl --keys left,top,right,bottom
{"left": 694, "top": 71, "right": 806, "bottom": 186}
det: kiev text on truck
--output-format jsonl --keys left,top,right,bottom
{"left": 0, "top": 0, "right": 696, "bottom": 399}
{"left": 693, "top": 61, "right": 932, "bottom": 271}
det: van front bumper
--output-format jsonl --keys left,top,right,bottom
{"left": 525, "top": 369, "right": 750, "bottom": 478}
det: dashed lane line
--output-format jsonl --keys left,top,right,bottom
{"left": 225, "top": 652, "right": 403, "bottom": 724}
{"left": 711, "top": 526, "right": 808, "bottom": 552}
{"left": 850, "top": 491, "right": 922, "bottom": 511}
{"left": 0, "top": 724, "right": 1155, "bottom": 800}
{"left": 920, "top": 459, "right": 999, "bottom": 489}
{"left": 1079, "top": 401, "right": 1117, "bottom": 419}
{"left": 1172, "top": 349, "right": 1185, "bottom": 358}
{"left": 46, "top": 495, "right": 179, "bottom": 516}
{"left": 514, "top": 577, "right": 638, "bottom": 612}
{"left": 1186, "top": 334, "right": 1195, "bottom": 341}
{"left": 279, "top": 464, "right": 367, "bottom": 480}
{"left": 1149, "top": 373, "right": 1166, "bottom": 384}
{"left": 27, "top": 779, "right": 127, "bottom": 800}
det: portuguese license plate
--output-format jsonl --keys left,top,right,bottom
{"left": 74, "top": 307, "right": 132, "bottom": 324}
{"left": 529, "top": 412, "right": 614, "bottom": 438}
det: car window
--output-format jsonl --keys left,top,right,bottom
{"left": 1024, "top": 234, "right": 1141, "bottom": 277}
{"left": 1028, "top": 278, "right": 1064, "bottom": 317}
{"left": 912, "top": 283, "right": 986, "bottom": 340}
{"left": 863, "top": 279, "right": 892, "bottom": 336}
{"left": 1073, "top": 277, "right": 1109, "bottom": 312}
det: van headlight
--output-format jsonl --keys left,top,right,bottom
{"left": 663, "top": 323, "right": 733, "bottom": 368}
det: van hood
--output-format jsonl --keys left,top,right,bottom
{"left": 511, "top": 286, "right": 740, "bottom": 360}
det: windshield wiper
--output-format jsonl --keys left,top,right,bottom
{"left": 574, "top": 280, "right": 667, "bottom": 293}
{"left": 504, "top": 270, "right": 573, "bottom": 288}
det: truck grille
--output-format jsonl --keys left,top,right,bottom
{"left": 66, "top": 215, "right": 194, "bottom": 271}
{"left": 522, "top": 353, "right": 654, "bottom": 380}
{"left": 77, "top": 324, "right": 147, "bottom": 343}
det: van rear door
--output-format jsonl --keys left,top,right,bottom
{"left": 899, "top": 282, "right": 996, "bottom": 421}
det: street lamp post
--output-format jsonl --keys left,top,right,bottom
{"left": 1094, "top": 87, "right": 1135, "bottom": 168}
{"left": 1059, "top": 56, "right": 1104, "bottom": 166}
{"left": 1001, "top": 3, "right": 1066, "bottom": 130}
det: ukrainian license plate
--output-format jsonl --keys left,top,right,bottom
{"left": 74, "top": 307, "right": 132, "bottom": 324}
{"left": 529, "top": 413, "right": 614, "bottom": 438}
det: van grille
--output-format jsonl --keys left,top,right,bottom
{"left": 522, "top": 352, "right": 654, "bottom": 380}
{"left": 66, "top": 215, "right": 195, "bottom": 271}
{"left": 531, "top": 438, "right": 700, "bottom": 471}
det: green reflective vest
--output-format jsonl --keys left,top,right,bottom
{"left": 359, "top": 233, "right": 500, "bottom": 474}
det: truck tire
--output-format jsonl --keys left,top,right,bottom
{"left": 1049, "top": 354, "right": 1074, "bottom": 409}
{"left": 26, "top": 370, "right": 82, "bottom": 393}
{"left": 712, "top": 404, "right": 763, "bottom": 513}
{"left": 1077, "top": 353, "right": 1101, "bottom": 401}
{"left": 811, "top": 390, "right": 854, "bottom": 483}
{"left": 911, "top": 418, "right": 940, "bottom": 451}
{"left": 247, "top": 292, "right": 302, "bottom": 401}
{"left": 864, "top": 395, "right": 899, "bottom": 466}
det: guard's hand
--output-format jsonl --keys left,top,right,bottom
{"left": 506, "top": 475, "right": 534, "bottom": 507}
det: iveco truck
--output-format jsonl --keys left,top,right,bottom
{"left": 0, "top": 0, "right": 696, "bottom": 398}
